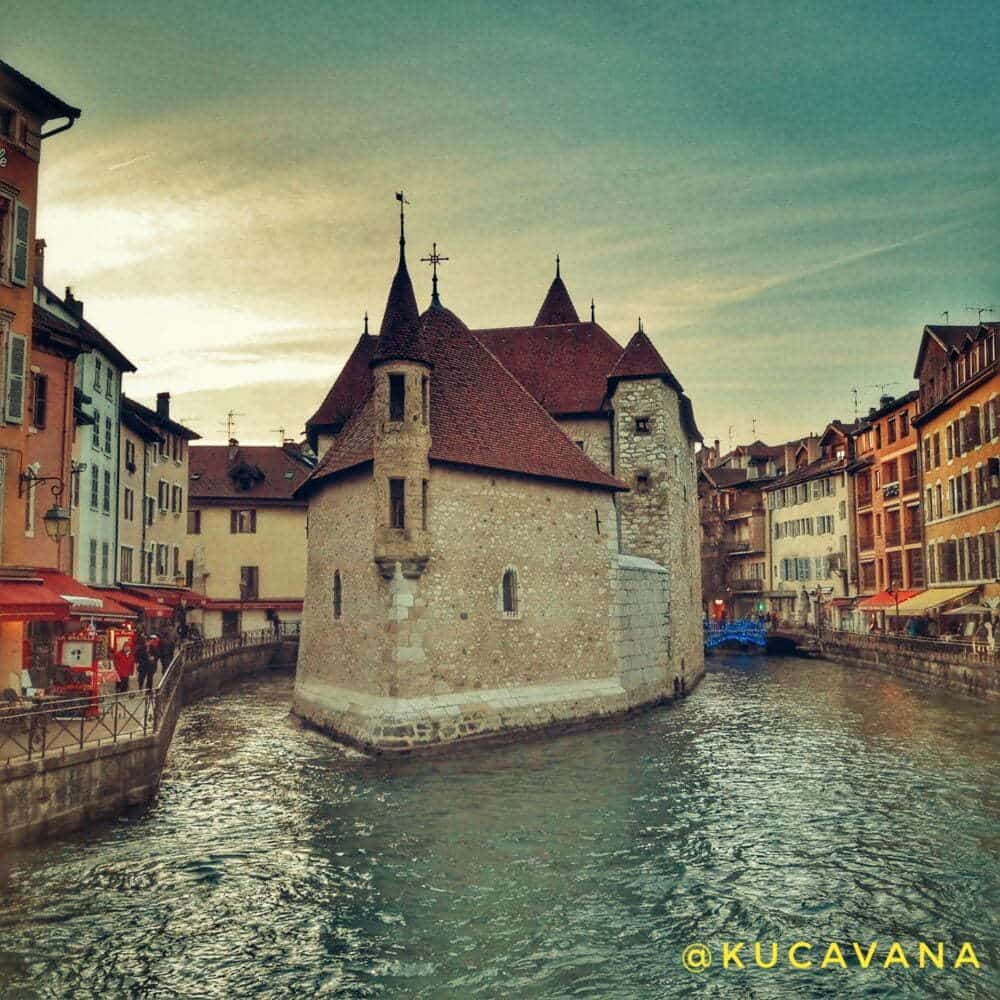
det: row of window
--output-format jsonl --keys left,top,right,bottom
{"left": 926, "top": 532, "right": 1000, "bottom": 585}
{"left": 857, "top": 410, "right": 912, "bottom": 454}
{"left": 91, "top": 358, "right": 116, "bottom": 401}
{"left": 767, "top": 475, "right": 839, "bottom": 509}
{"left": 922, "top": 334, "right": 998, "bottom": 410}
{"left": 774, "top": 514, "right": 837, "bottom": 539}
{"left": 859, "top": 548, "right": 925, "bottom": 591}
{"left": 90, "top": 411, "right": 114, "bottom": 454}
{"left": 778, "top": 556, "right": 837, "bottom": 582}
{"left": 923, "top": 459, "right": 1000, "bottom": 523}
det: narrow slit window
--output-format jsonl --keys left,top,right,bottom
{"left": 421, "top": 478, "right": 429, "bottom": 530}
{"left": 501, "top": 567, "right": 518, "bottom": 617}
{"left": 333, "top": 570, "right": 343, "bottom": 620}
{"left": 389, "top": 477, "right": 406, "bottom": 528}
{"left": 389, "top": 374, "right": 405, "bottom": 422}
{"left": 421, "top": 376, "right": 429, "bottom": 425}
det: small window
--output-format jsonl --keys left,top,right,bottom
{"left": 333, "top": 570, "right": 343, "bottom": 620}
{"left": 635, "top": 472, "right": 651, "bottom": 494}
{"left": 389, "top": 478, "right": 406, "bottom": 528}
{"left": 231, "top": 509, "right": 257, "bottom": 533}
{"left": 240, "top": 565, "right": 259, "bottom": 600}
{"left": 575, "top": 440, "right": 585, "bottom": 450}
{"left": 389, "top": 373, "right": 405, "bottom": 421}
{"left": 421, "top": 479, "right": 429, "bottom": 531}
{"left": 31, "top": 373, "right": 47, "bottom": 428}
{"left": 185, "top": 559, "right": 195, "bottom": 588}
{"left": 501, "top": 567, "right": 519, "bottom": 617}
{"left": 634, "top": 416, "right": 651, "bottom": 435}
{"left": 188, "top": 509, "right": 202, "bottom": 534}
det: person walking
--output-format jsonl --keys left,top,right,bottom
{"left": 135, "top": 633, "right": 156, "bottom": 693}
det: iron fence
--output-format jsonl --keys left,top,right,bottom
{"left": 823, "top": 627, "right": 999, "bottom": 664}
{"left": 0, "top": 626, "right": 297, "bottom": 767}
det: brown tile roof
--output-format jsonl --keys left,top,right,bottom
{"left": 607, "top": 329, "right": 684, "bottom": 393}
{"left": 122, "top": 395, "right": 200, "bottom": 441}
{"left": 189, "top": 444, "right": 313, "bottom": 503}
{"left": 305, "top": 332, "right": 377, "bottom": 438}
{"left": 765, "top": 456, "right": 846, "bottom": 490}
{"left": 473, "top": 321, "right": 623, "bottom": 415}
{"left": 300, "top": 303, "right": 627, "bottom": 495}
{"left": 372, "top": 246, "right": 430, "bottom": 366}
{"left": 534, "top": 273, "right": 580, "bottom": 325}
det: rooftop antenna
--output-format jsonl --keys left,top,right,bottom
{"left": 751, "top": 417, "right": 758, "bottom": 437}
{"left": 728, "top": 425, "right": 735, "bottom": 449}
{"left": 965, "top": 305, "right": 996, "bottom": 322}
{"left": 941, "top": 310, "right": 949, "bottom": 324}
{"left": 270, "top": 427, "right": 286, "bottom": 444}
{"left": 224, "top": 410, "right": 245, "bottom": 439}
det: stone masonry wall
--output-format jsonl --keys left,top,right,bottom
{"left": 294, "top": 464, "right": 691, "bottom": 751}
{"left": 556, "top": 415, "right": 613, "bottom": 474}
{"left": 611, "top": 378, "right": 704, "bottom": 683}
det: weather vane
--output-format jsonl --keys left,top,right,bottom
{"left": 421, "top": 242, "right": 449, "bottom": 305}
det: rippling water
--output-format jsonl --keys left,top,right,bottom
{"left": 1, "top": 656, "right": 998, "bottom": 999}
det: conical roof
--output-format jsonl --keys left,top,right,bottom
{"left": 607, "top": 328, "right": 681, "bottom": 389}
{"left": 371, "top": 248, "right": 431, "bottom": 366}
{"left": 533, "top": 263, "right": 580, "bottom": 326}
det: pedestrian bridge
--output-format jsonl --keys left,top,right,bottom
{"left": 704, "top": 619, "right": 768, "bottom": 650}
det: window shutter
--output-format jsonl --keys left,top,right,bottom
{"left": 5, "top": 333, "right": 26, "bottom": 423}
{"left": 11, "top": 202, "right": 30, "bottom": 286}
{"left": 230, "top": 509, "right": 237, "bottom": 533}
{"left": 250, "top": 509, "right": 257, "bottom": 532}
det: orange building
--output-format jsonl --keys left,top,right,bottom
{"left": 0, "top": 62, "right": 81, "bottom": 693}
{"left": 913, "top": 322, "right": 1000, "bottom": 610}
{"left": 849, "top": 391, "right": 924, "bottom": 598}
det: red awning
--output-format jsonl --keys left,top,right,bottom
{"left": 0, "top": 579, "right": 71, "bottom": 621}
{"left": 36, "top": 572, "right": 136, "bottom": 621}
{"left": 121, "top": 586, "right": 208, "bottom": 610}
{"left": 857, "top": 589, "right": 922, "bottom": 611}
{"left": 115, "top": 590, "right": 172, "bottom": 619}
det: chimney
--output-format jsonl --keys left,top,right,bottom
{"left": 156, "top": 392, "right": 170, "bottom": 419}
{"left": 33, "top": 239, "right": 45, "bottom": 288}
{"left": 868, "top": 407, "right": 878, "bottom": 419}
{"left": 228, "top": 438, "right": 239, "bottom": 461}
{"left": 879, "top": 394, "right": 893, "bottom": 409}
{"left": 64, "top": 286, "right": 84, "bottom": 321}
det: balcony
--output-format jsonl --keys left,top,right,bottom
{"left": 730, "top": 578, "right": 764, "bottom": 593}
{"left": 885, "top": 530, "right": 901, "bottom": 547}
{"left": 858, "top": 534, "right": 874, "bottom": 552}
{"left": 882, "top": 482, "right": 900, "bottom": 500}
{"left": 724, "top": 541, "right": 763, "bottom": 556}
{"left": 902, "top": 476, "right": 919, "bottom": 496}
{"left": 857, "top": 492, "right": 872, "bottom": 510}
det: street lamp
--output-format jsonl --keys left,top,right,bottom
{"left": 42, "top": 503, "right": 72, "bottom": 541}
{"left": 888, "top": 579, "right": 901, "bottom": 634}
{"left": 19, "top": 471, "right": 72, "bottom": 541}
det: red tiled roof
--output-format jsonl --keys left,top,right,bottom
{"left": 301, "top": 304, "right": 627, "bottom": 495}
{"left": 534, "top": 274, "right": 580, "bottom": 325}
{"left": 372, "top": 248, "right": 430, "bottom": 366}
{"left": 607, "top": 329, "right": 684, "bottom": 393}
{"left": 305, "top": 332, "right": 378, "bottom": 434}
{"left": 473, "top": 321, "right": 623, "bottom": 415}
{"left": 190, "top": 444, "right": 313, "bottom": 503}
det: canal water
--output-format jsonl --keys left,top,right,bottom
{"left": 1, "top": 656, "right": 997, "bottom": 999}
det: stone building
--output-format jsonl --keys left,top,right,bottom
{"left": 294, "top": 211, "right": 703, "bottom": 752}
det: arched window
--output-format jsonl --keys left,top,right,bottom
{"left": 501, "top": 567, "right": 518, "bottom": 618}
{"left": 332, "top": 570, "right": 343, "bottom": 620}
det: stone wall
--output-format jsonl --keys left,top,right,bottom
{"left": 555, "top": 415, "right": 613, "bottom": 473}
{"left": 818, "top": 632, "right": 999, "bottom": 701}
{"left": 611, "top": 378, "right": 704, "bottom": 681}
{"left": 293, "top": 466, "right": 696, "bottom": 752}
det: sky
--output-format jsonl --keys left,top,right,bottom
{"left": 5, "top": 0, "right": 998, "bottom": 448}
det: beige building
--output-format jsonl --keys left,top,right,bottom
{"left": 294, "top": 220, "right": 703, "bottom": 752}
{"left": 185, "top": 442, "right": 313, "bottom": 638}
{"left": 118, "top": 393, "right": 199, "bottom": 589}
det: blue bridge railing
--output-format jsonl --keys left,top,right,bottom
{"left": 704, "top": 619, "right": 768, "bottom": 649}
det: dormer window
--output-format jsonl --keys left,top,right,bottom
{"left": 389, "top": 374, "right": 405, "bottom": 422}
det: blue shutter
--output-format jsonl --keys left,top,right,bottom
{"left": 11, "top": 202, "right": 29, "bottom": 286}
{"left": 5, "top": 332, "right": 26, "bottom": 423}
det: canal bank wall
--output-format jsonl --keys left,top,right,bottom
{"left": 817, "top": 632, "right": 998, "bottom": 701}
{"left": 1, "top": 639, "right": 297, "bottom": 849}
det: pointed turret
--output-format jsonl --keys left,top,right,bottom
{"left": 372, "top": 194, "right": 429, "bottom": 366}
{"left": 533, "top": 255, "right": 580, "bottom": 325}
{"left": 607, "top": 327, "right": 682, "bottom": 390}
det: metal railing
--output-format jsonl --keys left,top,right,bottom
{"left": 0, "top": 626, "right": 298, "bottom": 767}
{"left": 822, "top": 627, "right": 999, "bottom": 664}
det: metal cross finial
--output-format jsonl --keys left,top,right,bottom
{"left": 638, "top": 316, "right": 643, "bottom": 334}
{"left": 363, "top": 311, "right": 369, "bottom": 335}
{"left": 590, "top": 299, "right": 595, "bottom": 323}
{"left": 556, "top": 253, "right": 560, "bottom": 278}
{"left": 421, "top": 242, "right": 449, "bottom": 305}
